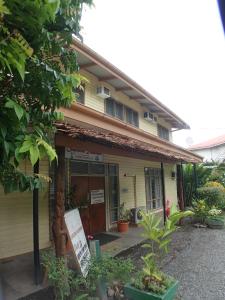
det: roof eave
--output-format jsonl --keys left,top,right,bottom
{"left": 72, "top": 38, "right": 190, "bottom": 131}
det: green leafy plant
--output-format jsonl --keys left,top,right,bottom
{"left": 72, "top": 255, "right": 134, "bottom": 298}
{"left": 192, "top": 199, "right": 210, "bottom": 223}
{"left": 41, "top": 251, "right": 73, "bottom": 300}
{"left": 196, "top": 187, "right": 225, "bottom": 209}
{"left": 132, "top": 207, "right": 193, "bottom": 294}
{"left": 183, "top": 164, "right": 212, "bottom": 206}
{"left": 118, "top": 202, "right": 131, "bottom": 222}
{"left": 0, "top": 0, "right": 93, "bottom": 193}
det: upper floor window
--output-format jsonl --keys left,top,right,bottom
{"left": 105, "top": 98, "right": 139, "bottom": 127}
{"left": 157, "top": 124, "right": 169, "bottom": 141}
{"left": 74, "top": 84, "right": 85, "bottom": 104}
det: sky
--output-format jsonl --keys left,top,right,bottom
{"left": 81, "top": 0, "right": 225, "bottom": 148}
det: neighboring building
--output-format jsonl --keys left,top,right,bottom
{"left": 0, "top": 40, "right": 202, "bottom": 260}
{"left": 189, "top": 134, "right": 225, "bottom": 163}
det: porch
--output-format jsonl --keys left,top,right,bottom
{"left": 0, "top": 226, "right": 145, "bottom": 300}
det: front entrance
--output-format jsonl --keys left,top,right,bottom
{"left": 71, "top": 176, "right": 106, "bottom": 235}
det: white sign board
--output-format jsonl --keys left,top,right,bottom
{"left": 91, "top": 189, "right": 105, "bottom": 204}
{"left": 65, "top": 149, "right": 104, "bottom": 162}
{"left": 64, "top": 209, "right": 90, "bottom": 277}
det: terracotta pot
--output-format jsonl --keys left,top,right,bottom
{"left": 117, "top": 221, "right": 129, "bottom": 232}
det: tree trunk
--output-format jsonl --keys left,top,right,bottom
{"left": 52, "top": 147, "right": 66, "bottom": 257}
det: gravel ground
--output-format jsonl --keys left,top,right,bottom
{"left": 118, "top": 225, "right": 225, "bottom": 300}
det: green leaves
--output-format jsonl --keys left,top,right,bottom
{"left": 18, "top": 135, "right": 57, "bottom": 166}
{"left": 5, "top": 98, "right": 25, "bottom": 120}
{"left": 140, "top": 208, "right": 194, "bottom": 279}
{"left": 0, "top": 0, "right": 10, "bottom": 14}
{"left": 0, "top": 0, "right": 93, "bottom": 193}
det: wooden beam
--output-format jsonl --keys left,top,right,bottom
{"left": 115, "top": 86, "right": 133, "bottom": 92}
{"left": 130, "top": 95, "right": 145, "bottom": 100}
{"left": 79, "top": 62, "right": 96, "bottom": 69}
{"left": 53, "top": 147, "right": 66, "bottom": 257}
{"left": 98, "top": 75, "right": 116, "bottom": 81}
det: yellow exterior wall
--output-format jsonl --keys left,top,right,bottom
{"left": 104, "top": 154, "right": 177, "bottom": 211}
{"left": 164, "top": 163, "right": 178, "bottom": 206}
{"left": 0, "top": 160, "right": 50, "bottom": 259}
{"left": 81, "top": 70, "right": 172, "bottom": 138}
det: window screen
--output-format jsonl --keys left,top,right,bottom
{"left": 115, "top": 102, "right": 124, "bottom": 120}
{"left": 157, "top": 124, "right": 169, "bottom": 141}
{"left": 89, "top": 163, "right": 105, "bottom": 175}
{"left": 105, "top": 98, "right": 139, "bottom": 127}
{"left": 71, "top": 161, "right": 88, "bottom": 174}
{"left": 105, "top": 98, "right": 115, "bottom": 116}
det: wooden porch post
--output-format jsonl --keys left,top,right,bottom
{"left": 160, "top": 162, "right": 166, "bottom": 224}
{"left": 52, "top": 147, "right": 66, "bottom": 257}
{"left": 176, "top": 164, "right": 184, "bottom": 211}
{"left": 181, "top": 162, "right": 186, "bottom": 207}
{"left": 33, "top": 160, "right": 41, "bottom": 284}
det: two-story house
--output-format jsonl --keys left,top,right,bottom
{"left": 0, "top": 40, "right": 202, "bottom": 260}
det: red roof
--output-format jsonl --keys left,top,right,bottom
{"left": 189, "top": 134, "right": 225, "bottom": 150}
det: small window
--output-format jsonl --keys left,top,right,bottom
{"left": 125, "top": 107, "right": 139, "bottom": 127}
{"left": 133, "top": 111, "right": 139, "bottom": 127}
{"left": 115, "top": 102, "right": 124, "bottom": 120}
{"left": 71, "top": 161, "right": 88, "bottom": 174}
{"left": 105, "top": 98, "right": 115, "bottom": 116}
{"left": 74, "top": 84, "right": 85, "bottom": 104}
{"left": 125, "top": 107, "right": 133, "bottom": 124}
{"left": 105, "top": 98, "right": 139, "bottom": 127}
{"left": 157, "top": 124, "right": 169, "bottom": 141}
{"left": 89, "top": 163, "right": 105, "bottom": 175}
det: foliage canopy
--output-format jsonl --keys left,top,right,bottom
{"left": 0, "top": 0, "right": 93, "bottom": 193}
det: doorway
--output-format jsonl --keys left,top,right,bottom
{"left": 68, "top": 160, "right": 119, "bottom": 235}
{"left": 70, "top": 175, "right": 106, "bottom": 235}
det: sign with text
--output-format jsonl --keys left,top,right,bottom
{"left": 91, "top": 189, "right": 105, "bottom": 204}
{"left": 64, "top": 209, "right": 90, "bottom": 277}
{"left": 65, "top": 148, "right": 104, "bottom": 162}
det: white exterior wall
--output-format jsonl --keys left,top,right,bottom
{"left": 192, "top": 144, "right": 225, "bottom": 163}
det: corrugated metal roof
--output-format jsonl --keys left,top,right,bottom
{"left": 56, "top": 122, "right": 202, "bottom": 163}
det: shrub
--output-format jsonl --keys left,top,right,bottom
{"left": 41, "top": 251, "right": 73, "bottom": 300}
{"left": 196, "top": 187, "right": 225, "bottom": 209}
{"left": 204, "top": 181, "right": 225, "bottom": 189}
{"left": 192, "top": 199, "right": 210, "bottom": 223}
{"left": 72, "top": 255, "right": 134, "bottom": 298}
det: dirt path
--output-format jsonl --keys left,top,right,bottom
{"left": 118, "top": 225, "right": 225, "bottom": 300}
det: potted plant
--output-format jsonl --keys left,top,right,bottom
{"left": 206, "top": 208, "right": 224, "bottom": 229}
{"left": 117, "top": 203, "right": 131, "bottom": 233}
{"left": 124, "top": 206, "right": 193, "bottom": 300}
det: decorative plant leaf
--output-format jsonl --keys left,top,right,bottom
{"left": 29, "top": 145, "right": 40, "bottom": 166}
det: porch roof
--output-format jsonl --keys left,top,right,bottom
{"left": 56, "top": 122, "right": 202, "bottom": 163}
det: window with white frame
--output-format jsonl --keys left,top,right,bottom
{"left": 145, "top": 168, "right": 162, "bottom": 210}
